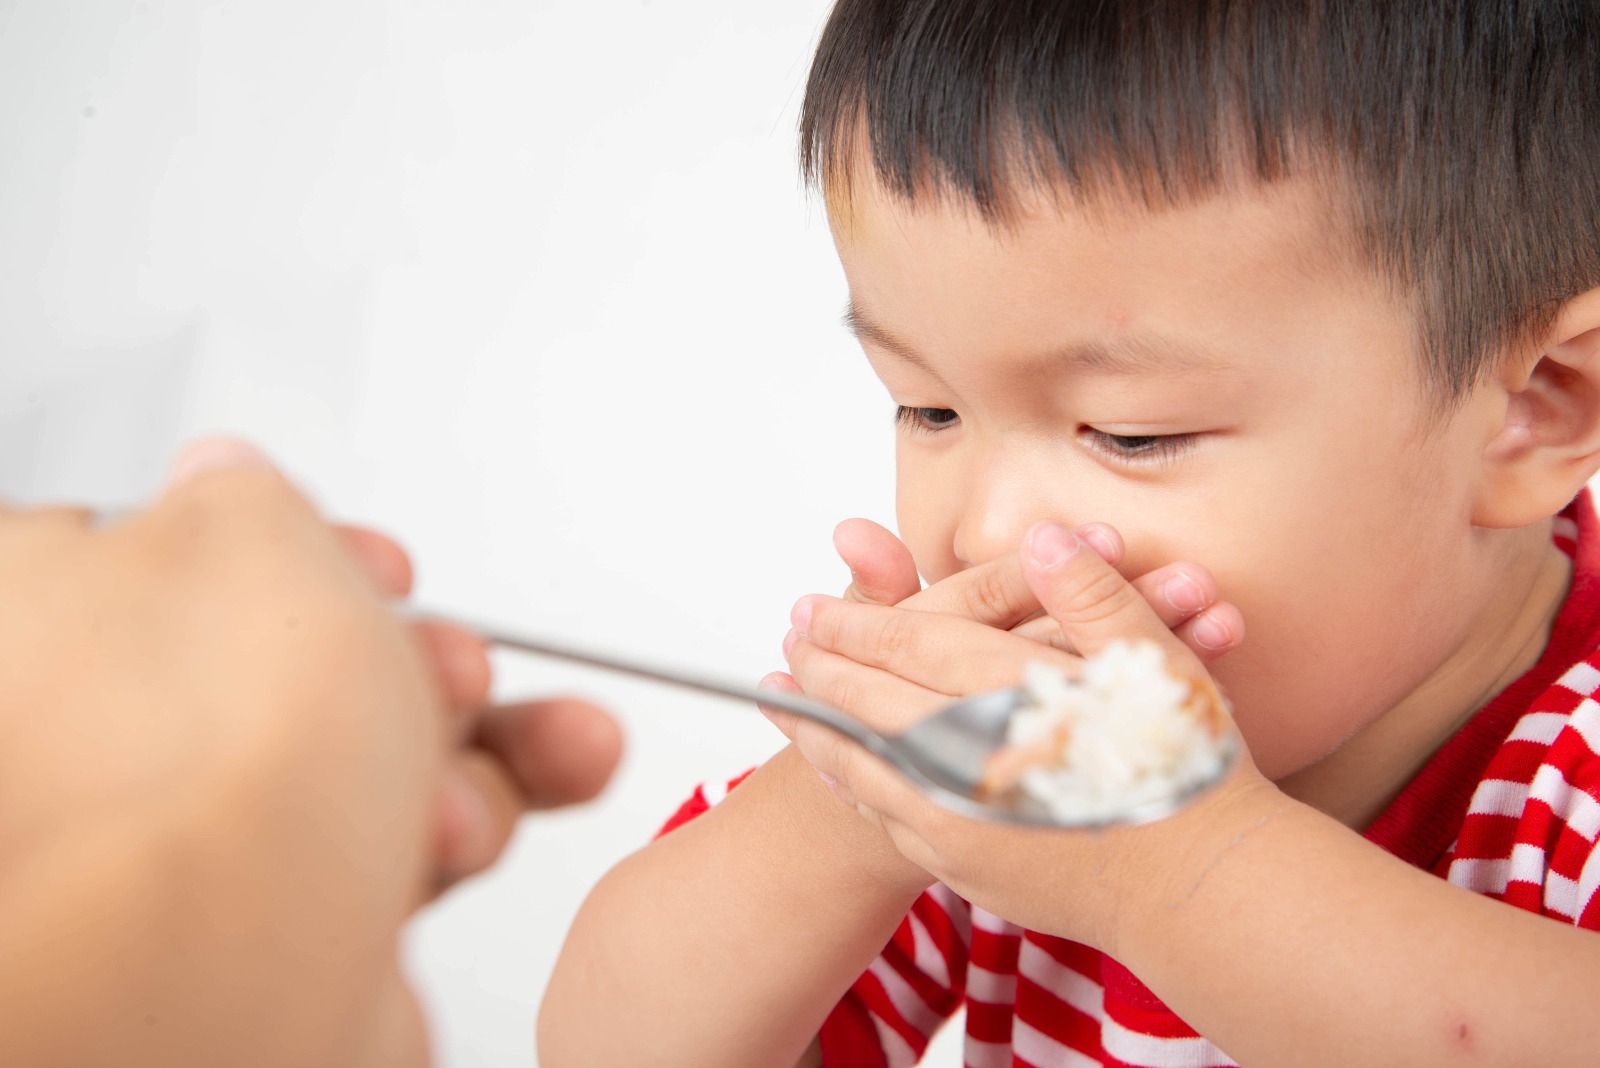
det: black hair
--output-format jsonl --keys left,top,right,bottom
{"left": 800, "top": 0, "right": 1600, "bottom": 402}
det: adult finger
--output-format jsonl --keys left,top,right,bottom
{"left": 412, "top": 619, "right": 492, "bottom": 721}
{"left": 0, "top": 505, "right": 96, "bottom": 551}
{"left": 336, "top": 525, "right": 415, "bottom": 598}
{"left": 165, "top": 436, "right": 277, "bottom": 486}
{"left": 432, "top": 753, "right": 523, "bottom": 893}
{"left": 473, "top": 697, "right": 623, "bottom": 809}
{"left": 835, "top": 518, "right": 920, "bottom": 605}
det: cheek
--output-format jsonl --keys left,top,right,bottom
{"left": 894, "top": 449, "right": 962, "bottom": 583}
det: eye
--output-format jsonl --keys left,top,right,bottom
{"left": 1080, "top": 428, "right": 1198, "bottom": 465}
{"left": 895, "top": 406, "right": 960, "bottom": 434}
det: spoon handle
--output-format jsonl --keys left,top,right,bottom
{"left": 411, "top": 608, "right": 888, "bottom": 752}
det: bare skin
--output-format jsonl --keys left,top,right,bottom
{"left": 0, "top": 440, "right": 621, "bottom": 1068}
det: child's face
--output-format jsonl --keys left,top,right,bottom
{"left": 832, "top": 175, "right": 1515, "bottom": 782}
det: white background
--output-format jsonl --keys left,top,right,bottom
{"left": 0, "top": 1, "right": 974, "bottom": 1064}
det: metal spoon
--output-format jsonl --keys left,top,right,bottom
{"left": 422, "top": 610, "right": 1236, "bottom": 828}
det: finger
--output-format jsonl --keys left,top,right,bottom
{"left": 793, "top": 594, "right": 1075, "bottom": 701}
{"left": 412, "top": 619, "right": 492, "bottom": 720}
{"left": 1174, "top": 601, "right": 1246, "bottom": 662}
{"left": 156, "top": 438, "right": 308, "bottom": 524}
{"left": 895, "top": 552, "right": 1039, "bottom": 628}
{"left": 336, "top": 525, "right": 415, "bottom": 598}
{"left": 165, "top": 437, "right": 277, "bottom": 487}
{"left": 415, "top": 621, "right": 491, "bottom": 712}
{"left": 834, "top": 518, "right": 920, "bottom": 605}
{"left": 782, "top": 697, "right": 930, "bottom": 837}
{"left": 9, "top": 504, "right": 96, "bottom": 533}
{"left": 473, "top": 697, "right": 623, "bottom": 809}
{"left": 1010, "top": 599, "right": 1245, "bottom": 661}
{"left": 1009, "top": 613, "right": 1071, "bottom": 649}
{"left": 893, "top": 522, "right": 1119, "bottom": 628}
{"left": 766, "top": 682, "right": 943, "bottom": 849}
{"left": 756, "top": 671, "right": 805, "bottom": 740}
{"left": 432, "top": 753, "right": 524, "bottom": 893}
{"left": 1128, "top": 561, "right": 1218, "bottom": 629}
{"left": 785, "top": 632, "right": 964, "bottom": 734}
{"left": 1021, "top": 520, "right": 1191, "bottom": 665}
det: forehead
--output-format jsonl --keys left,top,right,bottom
{"left": 834, "top": 170, "right": 1344, "bottom": 299}
{"left": 829, "top": 171, "right": 1393, "bottom": 381}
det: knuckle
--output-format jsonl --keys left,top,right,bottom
{"left": 873, "top": 611, "right": 919, "bottom": 663}
{"left": 825, "top": 668, "right": 869, "bottom": 718}
{"left": 964, "top": 564, "right": 1018, "bottom": 622}
{"left": 1060, "top": 563, "right": 1141, "bottom": 626}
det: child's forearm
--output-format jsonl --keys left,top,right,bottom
{"left": 1115, "top": 783, "right": 1600, "bottom": 1067}
{"left": 538, "top": 745, "right": 931, "bottom": 1068}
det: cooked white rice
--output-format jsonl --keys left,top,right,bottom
{"left": 999, "top": 640, "right": 1225, "bottom": 822}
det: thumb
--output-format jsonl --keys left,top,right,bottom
{"left": 834, "top": 518, "right": 920, "bottom": 606}
{"left": 1020, "top": 520, "right": 1185, "bottom": 663}
{"left": 166, "top": 437, "right": 277, "bottom": 488}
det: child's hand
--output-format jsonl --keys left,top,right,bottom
{"left": 832, "top": 517, "right": 1243, "bottom": 662}
{"left": 766, "top": 520, "right": 1273, "bottom": 951}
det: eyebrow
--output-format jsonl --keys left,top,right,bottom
{"left": 842, "top": 301, "right": 1236, "bottom": 377}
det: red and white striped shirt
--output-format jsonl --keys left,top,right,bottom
{"left": 662, "top": 492, "right": 1600, "bottom": 1067}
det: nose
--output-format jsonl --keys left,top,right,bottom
{"left": 950, "top": 449, "right": 1064, "bottom": 568}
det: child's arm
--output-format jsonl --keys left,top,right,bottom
{"left": 781, "top": 519, "right": 1600, "bottom": 1066}
{"left": 539, "top": 522, "right": 1245, "bottom": 1067}
{"left": 537, "top": 743, "right": 933, "bottom": 1068}
{"left": 1105, "top": 784, "right": 1600, "bottom": 1066}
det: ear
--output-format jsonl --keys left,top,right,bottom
{"left": 1475, "top": 287, "right": 1600, "bottom": 529}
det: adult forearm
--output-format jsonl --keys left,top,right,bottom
{"left": 1115, "top": 784, "right": 1600, "bottom": 1067}
{"left": 539, "top": 746, "right": 930, "bottom": 1068}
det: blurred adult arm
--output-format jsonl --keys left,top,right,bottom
{"left": 0, "top": 440, "right": 621, "bottom": 1068}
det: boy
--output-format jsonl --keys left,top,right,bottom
{"left": 540, "top": 2, "right": 1600, "bottom": 1065}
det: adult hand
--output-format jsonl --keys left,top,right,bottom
{"left": 0, "top": 439, "right": 621, "bottom": 1068}
{"left": 174, "top": 441, "right": 623, "bottom": 896}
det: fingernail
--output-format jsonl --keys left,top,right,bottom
{"left": 1027, "top": 522, "right": 1081, "bottom": 569}
{"left": 168, "top": 438, "right": 274, "bottom": 486}
{"left": 790, "top": 597, "right": 815, "bottom": 636}
{"left": 815, "top": 769, "right": 839, "bottom": 789}
{"left": 1164, "top": 571, "right": 1209, "bottom": 613}
{"left": 1076, "top": 523, "right": 1120, "bottom": 562}
{"left": 782, "top": 628, "right": 797, "bottom": 658}
{"left": 1193, "top": 612, "right": 1231, "bottom": 650}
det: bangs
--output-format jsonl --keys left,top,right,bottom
{"left": 801, "top": 0, "right": 1325, "bottom": 219}
{"left": 800, "top": 0, "right": 1600, "bottom": 403}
